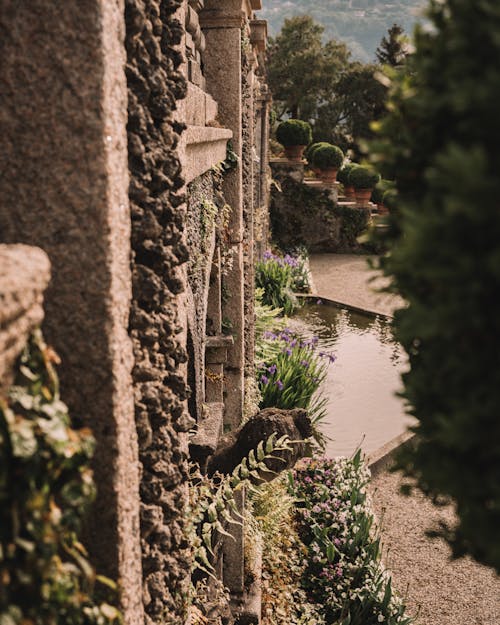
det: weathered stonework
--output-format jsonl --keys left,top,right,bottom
{"left": 270, "top": 160, "right": 371, "bottom": 253}
{"left": 0, "top": 245, "right": 50, "bottom": 392}
{"left": 125, "top": 1, "right": 193, "bottom": 623}
{"left": 0, "top": 3, "right": 143, "bottom": 622}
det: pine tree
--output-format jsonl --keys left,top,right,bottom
{"left": 375, "top": 23, "right": 407, "bottom": 66}
{"left": 372, "top": 0, "right": 500, "bottom": 573}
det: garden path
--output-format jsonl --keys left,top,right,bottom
{"left": 308, "top": 253, "right": 404, "bottom": 317}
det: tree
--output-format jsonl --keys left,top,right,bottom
{"left": 372, "top": 0, "right": 500, "bottom": 572}
{"left": 314, "top": 62, "right": 388, "bottom": 156}
{"left": 267, "top": 15, "right": 350, "bottom": 120}
{"left": 375, "top": 23, "right": 408, "bottom": 66}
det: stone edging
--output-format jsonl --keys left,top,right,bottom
{"left": 367, "top": 430, "right": 416, "bottom": 477}
{"left": 295, "top": 293, "right": 393, "bottom": 320}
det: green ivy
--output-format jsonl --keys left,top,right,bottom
{"left": 0, "top": 331, "right": 120, "bottom": 624}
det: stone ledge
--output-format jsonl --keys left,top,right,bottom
{"left": 368, "top": 431, "right": 416, "bottom": 477}
{"left": 189, "top": 401, "right": 224, "bottom": 457}
{"left": 185, "top": 125, "right": 233, "bottom": 184}
{"left": 186, "top": 82, "right": 218, "bottom": 126}
{"left": 0, "top": 244, "right": 51, "bottom": 390}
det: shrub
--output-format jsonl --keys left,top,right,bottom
{"left": 304, "top": 141, "right": 330, "bottom": 165}
{"left": 276, "top": 119, "right": 313, "bottom": 147}
{"left": 311, "top": 143, "right": 344, "bottom": 170}
{"left": 290, "top": 453, "right": 414, "bottom": 625}
{"left": 336, "top": 162, "right": 357, "bottom": 186}
{"left": 0, "top": 331, "right": 120, "bottom": 625}
{"left": 348, "top": 165, "right": 381, "bottom": 189}
{"left": 371, "top": 179, "right": 394, "bottom": 204}
{"left": 370, "top": 0, "right": 500, "bottom": 572}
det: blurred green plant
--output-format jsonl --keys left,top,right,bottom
{"left": 0, "top": 331, "right": 120, "bottom": 625}
{"left": 370, "top": 0, "right": 500, "bottom": 572}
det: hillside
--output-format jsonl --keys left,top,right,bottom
{"left": 256, "top": 0, "right": 426, "bottom": 62}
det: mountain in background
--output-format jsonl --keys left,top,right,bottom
{"left": 256, "top": 0, "right": 426, "bottom": 62}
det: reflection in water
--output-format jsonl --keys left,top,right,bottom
{"left": 289, "top": 304, "right": 414, "bottom": 458}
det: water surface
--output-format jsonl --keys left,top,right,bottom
{"left": 290, "top": 303, "right": 414, "bottom": 458}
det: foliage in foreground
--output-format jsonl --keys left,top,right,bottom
{"left": 0, "top": 331, "right": 120, "bottom": 625}
{"left": 250, "top": 477, "right": 325, "bottom": 625}
{"left": 290, "top": 454, "right": 413, "bottom": 625}
{"left": 371, "top": 0, "right": 500, "bottom": 572}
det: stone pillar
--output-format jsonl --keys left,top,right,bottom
{"left": 0, "top": 3, "right": 143, "bottom": 623}
{"left": 200, "top": 0, "right": 247, "bottom": 432}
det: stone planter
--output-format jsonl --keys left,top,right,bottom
{"left": 354, "top": 187, "right": 373, "bottom": 208}
{"left": 283, "top": 144, "right": 306, "bottom": 162}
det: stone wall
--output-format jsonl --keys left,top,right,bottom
{"left": 270, "top": 160, "right": 371, "bottom": 253}
{"left": 125, "top": 1, "right": 193, "bottom": 623}
{"left": 0, "top": 3, "right": 143, "bottom": 622}
{"left": 0, "top": 245, "right": 51, "bottom": 392}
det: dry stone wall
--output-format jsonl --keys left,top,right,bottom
{"left": 125, "top": 1, "right": 194, "bottom": 623}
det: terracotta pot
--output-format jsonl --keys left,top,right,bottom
{"left": 317, "top": 167, "right": 338, "bottom": 184}
{"left": 343, "top": 185, "right": 355, "bottom": 199}
{"left": 283, "top": 145, "right": 306, "bottom": 162}
{"left": 354, "top": 187, "right": 373, "bottom": 207}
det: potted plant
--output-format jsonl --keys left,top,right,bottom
{"left": 276, "top": 119, "right": 313, "bottom": 162}
{"left": 337, "top": 163, "right": 357, "bottom": 199}
{"left": 348, "top": 166, "right": 381, "bottom": 207}
{"left": 371, "top": 179, "right": 394, "bottom": 214}
{"left": 305, "top": 142, "right": 330, "bottom": 174}
{"left": 311, "top": 143, "right": 344, "bottom": 183}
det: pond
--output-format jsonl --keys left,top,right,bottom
{"left": 290, "top": 302, "right": 414, "bottom": 458}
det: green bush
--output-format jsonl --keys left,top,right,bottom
{"left": 371, "top": 0, "right": 500, "bottom": 572}
{"left": 371, "top": 179, "right": 394, "bottom": 204}
{"left": 276, "top": 119, "right": 313, "bottom": 147}
{"left": 0, "top": 331, "right": 120, "bottom": 625}
{"left": 336, "top": 162, "right": 357, "bottom": 186}
{"left": 348, "top": 165, "right": 380, "bottom": 189}
{"left": 311, "top": 143, "right": 344, "bottom": 169}
{"left": 304, "top": 142, "right": 329, "bottom": 165}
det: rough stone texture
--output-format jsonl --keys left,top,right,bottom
{"left": 270, "top": 160, "right": 370, "bottom": 253}
{"left": 0, "top": 245, "right": 51, "bottom": 391}
{"left": 201, "top": 0, "right": 246, "bottom": 432}
{"left": 125, "top": 1, "right": 194, "bottom": 623}
{"left": 0, "top": 3, "right": 143, "bottom": 622}
{"left": 241, "top": 45, "right": 256, "bottom": 376}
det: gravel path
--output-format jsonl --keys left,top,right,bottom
{"left": 370, "top": 469, "right": 500, "bottom": 625}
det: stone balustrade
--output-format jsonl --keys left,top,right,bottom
{"left": 0, "top": 244, "right": 50, "bottom": 392}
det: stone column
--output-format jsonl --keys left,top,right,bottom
{"left": 200, "top": 0, "right": 247, "bottom": 432}
{"left": 0, "top": 3, "right": 143, "bottom": 623}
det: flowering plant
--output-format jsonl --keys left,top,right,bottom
{"left": 255, "top": 250, "right": 302, "bottom": 315}
{"left": 289, "top": 452, "right": 413, "bottom": 625}
{"left": 256, "top": 328, "right": 334, "bottom": 451}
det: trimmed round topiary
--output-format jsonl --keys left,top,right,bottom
{"left": 371, "top": 179, "right": 394, "bottom": 204}
{"left": 337, "top": 162, "right": 357, "bottom": 186}
{"left": 305, "top": 142, "right": 330, "bottom": 165}
{"left": 382, "top": 189, "right": 398, "bottom": 211}
{"left": 348, "top": 165, "right": 381, "bottom": 190}
{"left": 276, "top": 119, "right": 313, "bottom": 147}
{"left": 311, "top": 143, "right": 344, "bottom": 170}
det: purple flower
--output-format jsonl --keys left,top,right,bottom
{"left": 317, "top": 299, "right": 323, "bottom": 305}
{"left": 268, "top": 364, "right": 277, "bottom": 374}
{"left": 263, "top": 250, "right": 273, "bottom": 259}
{"left": 260, "top": 375, "right": 269, "bottom": 385}
{"left": 300, "top": 360, "right": 310, "bottom": 368}
{"left": 275, "top": 379, "right": 284, "bottom": 390}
